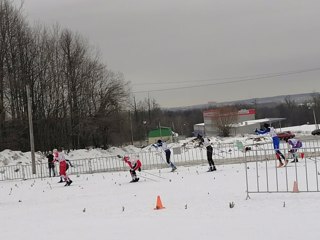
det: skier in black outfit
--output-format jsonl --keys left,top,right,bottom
{"left": 196, "top": 134, "right": 216, "bottom": 172}
{"left": 47, "top": 151, "right": 56, "bottom": 177}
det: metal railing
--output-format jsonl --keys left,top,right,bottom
{"left": 1, "top": 137, "right": 320, "bottom": 184}
{"left": 245, "top": 145, "right": 320, "bottom": 198}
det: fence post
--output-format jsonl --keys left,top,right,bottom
{"left": 244, "top": 152, "right": 250, "bottom": 199}
{"left": 22, "top": 166, "right": 26, "bottom": 180}
{"left": 315, "top": 148, "right": 319, "bottom": 191}
{"left": 88, "top": 159, "right": 93, "bottom": 174}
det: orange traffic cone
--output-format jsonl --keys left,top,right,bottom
{"left": 154, "top": 195, "right": 165, "bottom": 210}
{"left": 293, "top": 181, "right": 299, "bottom": 193}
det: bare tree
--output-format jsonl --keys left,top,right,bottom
{"left": 212, "top": 106, "right": 238, "bottom": 137}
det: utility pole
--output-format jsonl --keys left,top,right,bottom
{"left": 129, "top": 110, "right": 134, "bottom": 145}
{"left": 313, "top": 108, "right": 319, "bottom": 130}
{"left": 26, "top": 85, "right": 36, "bottom": 174}
{"left": 308, "top": 103, "right": 319, "bottom": 130}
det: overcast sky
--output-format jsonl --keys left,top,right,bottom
{"left": 22, "top": 0, "right": 320, "bottom": 108}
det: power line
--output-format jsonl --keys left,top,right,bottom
{"left": 132, "top": 67, "right": 320, "bottom": 94}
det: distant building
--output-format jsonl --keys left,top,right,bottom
{"left": 203, "top": 109, "right": 256, "bottom": 136}
{"left": 195, "top": 108, "right": 285, "bottom": 136}
{"left": 231, "top": 118, "right": 285, "bottom": 136}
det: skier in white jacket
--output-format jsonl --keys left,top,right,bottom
{"left": 153, "top": 139, "right": 177, "bottom": 172}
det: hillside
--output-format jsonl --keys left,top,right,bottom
{"left": 168, "top": 92, "right": 319, "bottom": 110}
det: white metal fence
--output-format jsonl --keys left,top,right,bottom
{"left": 244, "top": 144, "right": 320, "bottom": 198}
{"left": 1, "top": 137, "right": 320, "bottom": 187}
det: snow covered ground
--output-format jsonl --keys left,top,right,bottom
{"left": 1, "top": 163, "right": 320, "bottom": 240}
{"left": 1, "top": 124, "right": 320, "bottom": 240}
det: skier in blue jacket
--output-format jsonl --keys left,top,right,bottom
{"left": 255, "top": 123, "right": 288, "bottom": 167}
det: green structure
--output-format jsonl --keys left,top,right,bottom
{"left": 148, "top": 127, "right": 173, "bottom": 144}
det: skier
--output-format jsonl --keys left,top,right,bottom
{"left": 153, "top": 139, "right": 177, "bottom": 172}
{"left": 196, "top": 134, "right": 216, "bottom": 172}
{"left": 53, "top": 148, "right": 73, "bottom": 186}
{"left": 121, "top": 155, "right": 142, "bottom": 182}
{"left": 63, "top": 159, "right": 73, "bottom": 180}
{"left": 286, "top": 138, "right": 303, "bottom": 163}
{"left": 46, "top": 151, "right": 56, "bottom": 177}
{"left": 255, "top": 123, "right": 288, "bottom": 167}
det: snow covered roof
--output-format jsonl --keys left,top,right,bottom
{"left": 233, "top": 118, "right": 286, "bottom": 128}
{"left": 194, "top": 123, "right": 205, "bottom": 126}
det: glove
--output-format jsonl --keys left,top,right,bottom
{"left": 138, "top": 167, "right": 141, "bottom": 172}
{"left": 255, "top": 129, "right": 258, "bottom": 133}
{"left": 117, "top": 155, "right": 123, "bottom": 159}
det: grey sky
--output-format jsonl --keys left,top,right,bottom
{"left": 23, "top": 0, "right": 320, "bottom": 108}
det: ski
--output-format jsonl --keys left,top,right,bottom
{"left": 141, "top": 170, "right": 166, "bottom": 179}
{"left": 137, "top": 174, "right": 158, "bottom": 182}
{"left": 129, "top": 178, "right": 139, "bottom": 183}
{"left": 171, "top": 167, "right": 177, "bottom": 172}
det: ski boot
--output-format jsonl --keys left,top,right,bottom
{"left": 130, "top": 178, "right": 139, "bottom": 183}
{"left": 277, "top": 162, "right": 284, "bottom": 168}
{"left": 170, "top": 162, "right": 177, "bottom": 172}
{"left": 64, "top": 179, "right": 72, "bottom": 186}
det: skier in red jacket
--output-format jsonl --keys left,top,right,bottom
{"left": 53, "top": 148, "right": 73, "bottom": 186}
{"left": 120, "top": 155, "right": 142, "bottom": 182}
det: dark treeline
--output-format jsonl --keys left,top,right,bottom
{"left": 237, "top": 94, "right": 320, "bottom": 128}
{"left": 128, "top": 97, "right": 204, "bottom": 144}
{"left": 0, "top": 0, "right": 129, "bottom": 151}
{"left": 131, "top": 93, "right": 320, "bottom": 142}
{"left": 0, "top": 0, "right": 203, "bottom": 151}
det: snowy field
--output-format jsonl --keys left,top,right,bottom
{"left": 1, "top": 124, "right": 320, "bottom": 240}
{"left": 1, "top": 163, "right": 320, "bottom": 240}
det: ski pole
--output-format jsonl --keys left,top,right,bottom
{"left": 155, "top": 151, "right": 170, "bottom": 166}
{"left": 137, "top": 174, "right": 158, "bottom": 182}
{"left": 141, "top": 170, "right": 166, "bottom": 179}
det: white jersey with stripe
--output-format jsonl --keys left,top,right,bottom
{"left": 268, "top": 127, "right": 278, "bottom": 138}
{"left": 202, "top": 138, "right": 211, "bottom": 147}
{"left": 156, "top": 141, "right": 169, "bottom": 151}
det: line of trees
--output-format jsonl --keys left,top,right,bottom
{"left": 252, "top": 94, "right": 320, "bottom": 127}
{"left": 0, "top": 0, "right": 203, "bottom": 151}
{"left": 0, "top": 0, "right": 130, "bottom": 151}
{"left": 128, "top": 97, "right": 204, "bottom": 145}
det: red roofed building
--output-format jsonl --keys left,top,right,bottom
{"left": 203, "top": 109, "right": 256, "bottom": 136}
